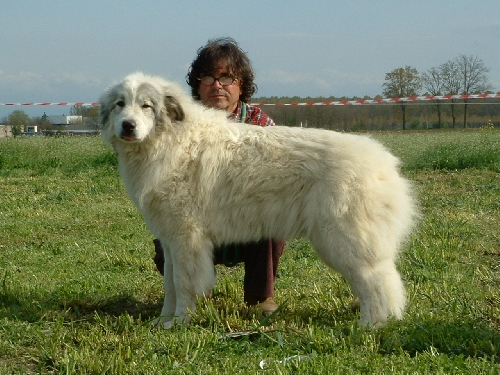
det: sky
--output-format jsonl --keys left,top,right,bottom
{"left": 1, "top": 0, "right": 499, "bottom": 118}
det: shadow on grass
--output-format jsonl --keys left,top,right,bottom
{"left": 0, "top": 287, "right": 162, "bottom": 324}
{"left": 267, "top": 302, "right": 499, "bottom": 362}
{"left": 2, "top": 288, "right": 498, "bottom": 362}
{"left": 283, "top": 299, "right": 359, "bottom": 327}
{"left": 379, "top": 318, "right": 500, "bottom": 361}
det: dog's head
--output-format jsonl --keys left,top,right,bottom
{"left": 99, "top": 72, "right": 185, "bottom": 144}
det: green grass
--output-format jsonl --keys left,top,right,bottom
{"left": 374, "top": 129, "right": 500, "bottom": 173}
{"left": 1, "top": 131, "right": 499, "bottom": 374}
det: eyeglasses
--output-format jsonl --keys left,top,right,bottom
{"left": 197, "top": 75, "right": 237, "bottom": 86}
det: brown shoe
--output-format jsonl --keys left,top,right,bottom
{"left": 258, "top": 298, "right": 279, "bottom": 316}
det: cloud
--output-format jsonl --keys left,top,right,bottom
{"left": 323, "top": 69, "right": 383, "bottom": 87}
{"left": 263, "top": 69, "right": 331, "bottom": 89}
{"left": 266, "top": 32, "right": 324, "bottom": 39}
{"left": 54, "top": 72, "right": 101, "bottom": 86}
{"left": 0, "top": 71, "right": 51, "bottom": 101}
{"left": 0, "top": 70, "right": 43, "bottom": 86}
{"left": 0, "top": 69, "right": 103, "bottom": 102}
{"left": 259, "top": 68, "right": 383, "bottom": 96}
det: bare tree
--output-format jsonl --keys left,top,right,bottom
{"left": 421, "top": 67, "right": 444, "bottom": 128}
{"left": 382, "top": 66, "right": 421, "bottom": 129}
{"left": 455, "top": 54, "right": 491, "bottom": 127}
{"left": 440, "top": 60, "right": 461, "bottom": 128}
{"left": 70, "top": 105, "right": 100, "bottom": 130}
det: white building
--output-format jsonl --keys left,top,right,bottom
{"left": 47, "top": 115, "right": 83, "bottom": 125}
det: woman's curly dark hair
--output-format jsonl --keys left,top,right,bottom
{"left": 186, "top": 37, "right": 257, "bottom": 103}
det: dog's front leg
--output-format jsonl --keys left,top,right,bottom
{"left": 161, "top": 238, "right": 215, "bottom": 329}
{"left": 154, "top": 241, "right": 176, "bottom": 328}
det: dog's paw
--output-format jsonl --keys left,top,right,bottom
{"left": 349, "top": 297, "right": 360, "bottom": 311}
{"left": 152, "top": 316, "right": 176, "bottom": 330}
{"left": 161, "top": 320, "right": 175, "bottom": 330}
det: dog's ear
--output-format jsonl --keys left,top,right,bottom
{"left": 164, "top": 95, "right": 185, "bottom": 122}
{"left": 98, "top": 91, "right": 113, "bottom": 128}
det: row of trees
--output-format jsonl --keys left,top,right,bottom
{"left": 252, "top": 54, "right": 495, "bottom": 130}
{"left": 382, "top": 54, "right": 492, "bottom": 129}
{"left": 259, "top": 97, "right": 499, "bottom": 131}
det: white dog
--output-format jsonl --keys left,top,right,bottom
{"left": 99, "top": 72, "right": 416, "bottom": 329}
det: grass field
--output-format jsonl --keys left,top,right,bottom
{"left": 1, "top": 129, "right": 499, "bottom": 374}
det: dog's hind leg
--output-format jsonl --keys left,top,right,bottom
{"left": 311, "top": 233, "right": 405, "bottom": 327}
{"left": 378, "top": 260, "right": 406, "bottom": 320}
{"left": 346, "top": 259, "right": 405, "bottom": 327}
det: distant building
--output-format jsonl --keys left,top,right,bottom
{"left": 65, "top": 123, "right": 100, "bottom": 135}
{"left": 46, "top": 115, "right": 83, "bottom": 125}
{"left": 0, "top": 125, "right": 14, "bottom": 138}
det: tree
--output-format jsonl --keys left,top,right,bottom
{"left": 440, "top": 60, "right": 461, "bottom": 128}
{"left": 382, "top": 66, "right": 421, "bottom": 129}
{"left": 455, "top": 54, "right": 491, "bottom": 127}
{"left": 7, "top": 110, "right": 31, "bottom": 136}
{"left": 70, "top": 105, "right": 100, "bottom": 130}
{"left": 32, "top": 112, "right": 55, "bottom": 131}
{"left": 421, "top": 67, "right": 444, "bottom": 128}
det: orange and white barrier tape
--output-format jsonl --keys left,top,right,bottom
{"left": 0, "top": 102, "right": 99, "bottom": 107}
{"left": 1, "top": 93, "right": 499, "bottom": 108}
{"left": 252, "top": 93, "right": 500, "bottom": 106}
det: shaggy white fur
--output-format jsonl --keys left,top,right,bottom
{"left": 99, "top": 72, "right": 417, "bottom": 329}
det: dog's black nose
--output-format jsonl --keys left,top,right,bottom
{"left": 121, "top": 120, "right": 136, "bottom": 140}
{"left": 122, "top": 120, "right": 136, "bottom": 133}
{"left": 122, "top": 120, "right": 135, "bottom": 135}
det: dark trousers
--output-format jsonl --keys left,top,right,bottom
{"left": 153, "top": 239, "right": 285, "bottom": 304}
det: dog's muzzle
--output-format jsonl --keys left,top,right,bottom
{"left": 120, "top": 120, "right": 136, "bottom": 141}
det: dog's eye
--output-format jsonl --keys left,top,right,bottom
{"left": 142, "top": 103, "right": 152, "bottom": 109}
{"left": 116, "top": 100, "right": 125, "bottom": 108}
